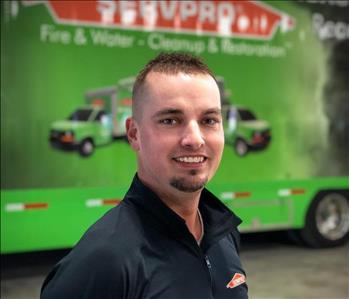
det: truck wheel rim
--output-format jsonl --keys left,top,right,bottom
{"left": 236, "top": 141, "right": 247, "bottom": 155}
{"left": 315, "top": 193, "right": 349, "bottom": 241}
{"left": 83, "top": 142, "right": 93, "bottom": 154}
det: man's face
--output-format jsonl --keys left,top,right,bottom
{"left": 127, "top": 72, "right": 224, "bottom": 197}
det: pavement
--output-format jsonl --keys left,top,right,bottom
{"left": 240, "top": 233, "right": 349, "bottom": 299}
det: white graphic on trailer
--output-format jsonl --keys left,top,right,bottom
{"left": 237, "top": 15, "right": 250, "bottom": 32}
{"left": 121, "top": 2, "right": 137, "bottom": 26}
{"left": 143, "top": 1, "right": 158, "bottom": 31}
{"left": 97, "top": 0, "right": 116, "bottom": 25}
{"left": 218, "top": 3, "right": 235, "bottom": 36}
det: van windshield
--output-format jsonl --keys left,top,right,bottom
{"left": 68, "top": 109, "right": 93, "bottom": 121}
{"left": 238, "top": 109, "right": 257, "bottom": 121}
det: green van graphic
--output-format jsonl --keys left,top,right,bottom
{"left": 49, "top": 78, "right": 133, "bottom": 157}
{"left": 223, "top": 105, "right": 271, "bottom": 156}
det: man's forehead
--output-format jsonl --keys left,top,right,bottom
{"left": 144, "top": 72, "right": 219, "bottom": 97}
{"left": 146, "top": 70, "right": 214, "bottom": 81}
{"left": 140, "top": 71, "right": 221, "bottom": 116}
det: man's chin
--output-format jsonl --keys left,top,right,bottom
{"left": 170, "top": 176, "right": 208, "bottom": 193}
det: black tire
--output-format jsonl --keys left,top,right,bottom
{"left": 235, "top": 138, "right": 248, "bottom": 156}
{"left": 79, "top": 139, "right": 94, "bottom": 157}
{"left": 286, "top": 229, "right": 307, "bottom": 247}
{"left": 299, "top": 190, "right": 349, "bottom": 248}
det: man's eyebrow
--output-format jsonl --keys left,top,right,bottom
{"left": 203, "top": 108, "right": 222, "bottom": 115}
{"left": 152, "top": 108, "right": 222, "bottom": 119}
{"left": 152, "top": 109, "right": 183, "bottom": 118}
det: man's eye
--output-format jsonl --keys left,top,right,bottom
{"left": 159, "top": 119, "right": 178, "bottom": 125}
{"left": 203, "top": 118, "right": 219, "bottom": 126}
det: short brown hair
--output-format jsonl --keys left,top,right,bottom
{"left": 132, "top": 52, "right": 216, "bottom": 120}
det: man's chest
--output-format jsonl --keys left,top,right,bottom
{"left": 127, "top": 237, "right": 248, "bottom": 299}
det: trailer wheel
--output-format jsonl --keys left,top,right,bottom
{"left": 300, "top": 190, "right": 349, "bottom": 248}
{"left": 235, "top": 138, "right": 248, "bottom": 156}
{"left": 79, "top": 139, "right": 94, "bottom": 157}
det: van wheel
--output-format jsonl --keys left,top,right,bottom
{"left": 300, "top": 190, "right": 349, "bottom": 248}
{"left": 235, "top": 139, "right": 248, "bottom": 156}
{"left": 79, "top": 139, "right": 94, "bottom": 157}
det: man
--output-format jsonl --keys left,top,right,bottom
{"left": 41, "top": 52, "right": 248, "bottom": 299}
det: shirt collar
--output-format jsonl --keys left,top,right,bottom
{"left": 123, "top": 174, "right": 242, "bottom": 249}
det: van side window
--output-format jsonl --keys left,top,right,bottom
{"left": 95, "top": 110, "right": 106, "bottom": 122}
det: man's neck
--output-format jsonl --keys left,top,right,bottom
{"left": 137, "top": 175, "right": 204, "bottom": 242}
{"left": 157, "top": 188, "right": 203, "bottom": 243}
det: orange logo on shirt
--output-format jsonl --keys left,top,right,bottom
{"left": 226, "top": 273, "right": 246, "bottom": 289}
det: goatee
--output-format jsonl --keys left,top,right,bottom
{"left": 170, "top": 171, "right": 207, "bottom": 193}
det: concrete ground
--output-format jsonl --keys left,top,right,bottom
{"left": 240, "top": 233, "right": 349, "bottom": 299}
{"left": 1, "top": 232, "right": 349, "bottom": 299}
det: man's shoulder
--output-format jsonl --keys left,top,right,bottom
{"left": 40, "top": 202, "right": 142, "bottom": 298}
{"left": 47, "top": 201, "right": 147, "bottom": 284}
{"left": 75, "top": 200, "right": 145, "bottom": 255}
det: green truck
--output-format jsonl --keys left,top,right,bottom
{"left": 49, "top": 78, "right": 133, "bottom": 156}
{"left": 218, "top": 77, "right": 271, "bottom": 156}
{"left": 223, "top": 105, "right": 271, "bottom": 156}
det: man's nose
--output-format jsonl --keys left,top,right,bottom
{"left": 180, "top": 121, "right": 205, "bottom": 149}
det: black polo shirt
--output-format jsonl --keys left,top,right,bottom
{"left": 41, "top": 175, "right": 248, "bottom": 299}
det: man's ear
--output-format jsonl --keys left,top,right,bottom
{"left": 126, "top": 117, "right": 140, "bottom": 151}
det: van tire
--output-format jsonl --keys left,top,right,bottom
{"left": 235, "top": 138, "right": 248, "bottom": 156}
{"left": 79, "top": 139, "right": 94, "bottom": 157}
{"left": 299, "top": 190, "right": 349, "bottom": 248}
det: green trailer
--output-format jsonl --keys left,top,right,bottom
{"left": 1, "top": 0, "right": 348, "bottom": 253}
